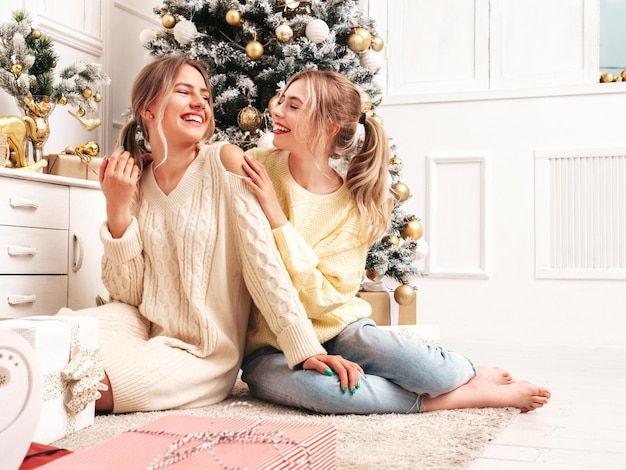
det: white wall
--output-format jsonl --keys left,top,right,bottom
{"left": 383, "top": 89, "right": 626, "bottom": 349}
{"left": 368, "top": 0, "right": 626, "bottom": 348}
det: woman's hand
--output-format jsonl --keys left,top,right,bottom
{"left": 302, "top": 354, "right": 364, "bottom": 395}
{"left": 242, "top": 155, "right": 288, "bottom": 229}
{"left": 99, "top": 147, "right": 139, "bottom": 238}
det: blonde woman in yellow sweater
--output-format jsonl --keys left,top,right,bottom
{"left": 241, "top": 70, "right": 551, "bottom": 414}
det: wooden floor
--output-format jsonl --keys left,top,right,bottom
{"left": 445, "top": 340, "right": 626, "bottom": 470}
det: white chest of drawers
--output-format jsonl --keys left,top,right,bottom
{"left": 0, "top": 168, "right": 108, "bottom": 318}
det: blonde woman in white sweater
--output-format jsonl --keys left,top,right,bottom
{"left": 58, "top": 56, "right": 361, "bottom": 413}
{"left": 241, "top": 69, "right": 551, "bottom": 414}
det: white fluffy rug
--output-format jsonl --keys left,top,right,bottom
{"left": 53, "top": 379, "right": 518, "bottom": 470}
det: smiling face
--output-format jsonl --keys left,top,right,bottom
{"left": 145, "top": 63, "right": 213, "bottom": 149}
{"left": 271, "top": 78, "right": 312, "bottom": 154}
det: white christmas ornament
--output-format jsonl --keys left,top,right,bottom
{"left": 139, "top": 29, "right": 157, "bottom": 47}
{"left": 305, "top": 19, "right": 330, "bottom": 44}
{"left": 256, "top": 132, "right": 275, "bottom": 149}
{"left": 360, "top": 49, "right": 382, "bottom": 74}
{"left": 275, "top": 23, "right": 294, "bottom": 42}
{"left": 413, "top": 239, "right": 429, "bottom": 260}
{"left": 173, "top": 20, "right": 198, "bottom": 45}
{"left": 372, "top": 74, "right": 385, "bottom": 91}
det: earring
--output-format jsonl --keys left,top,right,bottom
{"left": 149, "top": 114, "right": 154, "bottom": 119}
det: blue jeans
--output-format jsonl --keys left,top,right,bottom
{"left": 241, "top": 318, "right": 476, "bottom": 414}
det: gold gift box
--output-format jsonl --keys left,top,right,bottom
{"left": 357, "top": 291, "right": 417, "bottom": 326}
{"left": 44, "top": 153, "right": 102, "bottom": 181}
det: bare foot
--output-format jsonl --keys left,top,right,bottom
{"left": 512, "top": 381, "right": 551, "bottom": 413}
{"left": 422, "top": 377, "right": 551, "bottom": 412}
{"left": 475, "top": 366, "right": 515, "bottom": 385}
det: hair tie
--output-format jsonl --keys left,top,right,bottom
{"left": 359, "top": 113, "right": 367, "bottom": 125}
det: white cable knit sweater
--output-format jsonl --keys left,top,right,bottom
{"left": 59, "top": 142, "right": 325, "bottom": 412}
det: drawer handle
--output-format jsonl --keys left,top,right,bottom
{"left": 9, "top": 196, "right": 40, "bottom": 210}
{"left": 7, "top": 294, "right": 37, "bottom": 305}
{"left": 7, "top": 245, "right": 37, "bottom": 257}
{"left": 72, "top": 233, "right": 84, "bottom": 272}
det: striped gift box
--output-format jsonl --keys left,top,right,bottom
{"left": 39, "top": 416, "right": 337, "bottom": 469}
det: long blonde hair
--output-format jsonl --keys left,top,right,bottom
{"left": 282, "top": 69, "right": 393, "bottom": 242}
{"left": 117, "top": 55, "right": 215, "bottom": 174}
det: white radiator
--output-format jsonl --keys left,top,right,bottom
{"left": 535, "top": 149, "right": 626, "bottom": 279}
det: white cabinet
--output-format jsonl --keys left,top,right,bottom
{"left": 0, "top": 168, "right": 108, "bottom": 317}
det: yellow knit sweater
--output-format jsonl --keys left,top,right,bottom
{"left": 245, "top": 148, "right": 373, "bottom": 357}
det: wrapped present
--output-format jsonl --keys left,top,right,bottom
{"left": 37, "top": 415, "right": 337, "bottom": 469}
{"left": 44, "top": 153, "right": 102, "bottom": 181}
{"left": 0, "top": 316, "right": 104, "bottom": 444}
{"left": 357, "top": 280, "right": 417, "bottom": 325}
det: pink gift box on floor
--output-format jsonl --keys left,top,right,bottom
{"left": 40, "top": 415, "right": 337, "bottom": 469}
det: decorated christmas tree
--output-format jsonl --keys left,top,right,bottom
{"left": 143, "top": 0, "right": 426, "bottom": 304}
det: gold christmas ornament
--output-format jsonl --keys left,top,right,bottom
{"left": 245, "top": 40, "right": 264, "bottom": 60}
{"left": 68, "top": 108, "right": 102, "bottom": 131}
{"left": 381, "top": 234, "right": 400, "bottom": 247}
{"left": 225, "top": 7, "right": 241, "bottom": 26}
{"left": 31, "top": 29, "right": 41, "bottom": 39}
{"left": 366, "top": 270, "right": 379, "bottom": 281}
{"left": 83, "top": 141, "right": 100, "bottom": 157}
{"left": 94, "top": 92, "right": 102, "bottom": 103}
{"left": 237, "top": 105, "right": 262, "bottom": 132}
{"left": 391, "top": 181, "right": 410, "bottom": 202}
{"left": 11, "top": 63, "right": 22, "bottom": 75}
{"left": 57, "top": 95, "right": 68, "bottom": 105}
{"left": 267, "top": 95, "right": 280, "bottom": 114}
{"left": 600, "top": 73, "right": 615, "bottom": 83}
{"left": 82, "top": 87, "right": 92, "bottom": 98}
{"left": 401, "top": 219, "right": 423, "bottom": 240}
{"left": 65, "top": 146, "right": 75, "bottom": 154}
{"left": 394, "top": 284, "right": 416, "bottom": 306}
{"left": 162, "top": 13, "right": 176, "bottom": 29}
{"left": 276, "top": 22, "right": 294, "bottom": 42}
{"left": 348, "top": 27, "right": 371, "bottom": 53}
{"left": 389, "top": 155, "right": 404, "bottom": 169}
{"left": 371, "top": 35, "right": 384, "bottom": 52}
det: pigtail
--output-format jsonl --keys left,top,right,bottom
{"left": 116, "top": 118, "right": 147, "bottom": 179}
{"left": 345, "top": 116, "right": 393, "bottom": 242}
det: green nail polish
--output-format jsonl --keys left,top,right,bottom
{"left": 357, "top": 380, "right": 361, "bottom": 389}
{"left": 343, "top": 386, "right": 348, "bottom": 394}
{"left": 351, "top": 386, "right": 357, "bottom": 394}
{"left": 324, "top": 368, "right": 333, "bottom": 376}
